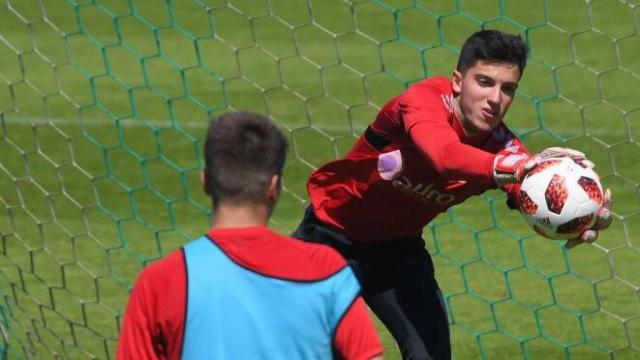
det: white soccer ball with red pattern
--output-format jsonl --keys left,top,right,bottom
{"left": 519, "top": 157, "right": 604, "bottom": 240}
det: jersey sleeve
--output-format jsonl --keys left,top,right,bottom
{"left": 116, "top": 251, "right": 187, "bottom": 360}
{"left": 334, "top": 296, "right": 384, "bottom": 360}
{"left": 400, "top": 85, "right": 496, "bottom": 182}
{"left": 329, "top": 266, "right": 383, "bottom": 360}
{"left": 496, "top": 134, "right": 530, "bottom": 210}
{"left": 116, "top": 273, "right": 162, "bottom": 360}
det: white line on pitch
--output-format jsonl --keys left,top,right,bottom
{"left": 0, "top": 116, "right": 631, "bottom": 137}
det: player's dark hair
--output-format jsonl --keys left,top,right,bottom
{"left": 457, "top": 30, "right": 529, "bottom": 77}
{"left": 203, "top": 111, "right": 287, "bottom": 207}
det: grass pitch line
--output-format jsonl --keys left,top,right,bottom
{"left": 3, "top": 116, "right": 367, "bottom": 132}
{"left": 2, "top": 116, "right": 629, "bottom": 138}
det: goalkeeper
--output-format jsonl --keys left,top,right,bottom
{"left": 292, "top": 30, "right": 612, "bottom": 360}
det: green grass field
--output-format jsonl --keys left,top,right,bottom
{"left": 0, "top": 0, "right": 639, "bottom": 358}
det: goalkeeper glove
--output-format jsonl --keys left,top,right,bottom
{"left": 493, "top": 153, "right": 535, "bottom": 185}
{"left": 493, "top": 147, "right": 595, "bottom": 185}
{"left": 537, "top": 147, "right": 595, "bottom": 169}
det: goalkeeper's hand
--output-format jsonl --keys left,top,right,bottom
{"left": 566, "top": 188, "right": 613, "bottom": 249}
{"left": 493, "top": 153, "right": 536, "bottom": 185}
{"left": 536, "top": 147, "right": 595, "bottom": 169}
{"left": 493, "top": 147, "right": 595, "bottom": 185}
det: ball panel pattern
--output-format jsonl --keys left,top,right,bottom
{"left": 578, "top": 176, "right": 603, "bottom": 204}
{"left": 545, "top": 174, "right": 568, "bottom": 215}
{"left": 519, "top": 190, "right": 538, "bottom": 215}
{"left": 557, "top": 214, "right": 594, "bottom": 235}
{"left": 528, "top": 159, "right": 562, "bottom": 176}
{"left": 519, "top": 157, "right": 603, "bottom": 240}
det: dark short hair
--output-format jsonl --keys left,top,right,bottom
{"left": 203, "top": 111, "right": 287, "bottom": 206}
{"left": 456, "top": 30, "right": 529, "bottom": 77}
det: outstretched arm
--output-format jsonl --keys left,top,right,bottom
{"left": 401, "top": 88, "right": 497, "bottom": 183}
{"left": 401, "top": 86, "right": 534, "bottom": 185}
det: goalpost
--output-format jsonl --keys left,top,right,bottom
{"left": 0, "top": 0, "right": 638, "bottom": 358}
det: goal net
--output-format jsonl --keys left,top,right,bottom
{"left": 0, "top": 0, "right": 638, "bottom": 358}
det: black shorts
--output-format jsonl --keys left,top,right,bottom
{"left": 293, "top": 207, "right": 451, "bottom": 360}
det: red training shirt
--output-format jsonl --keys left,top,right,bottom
{"left": 308, "top": 76, "right": 527, "bottom": 242}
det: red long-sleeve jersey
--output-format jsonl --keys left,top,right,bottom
{"left": 308, "top": 77, "right": 527, "bottom": 242}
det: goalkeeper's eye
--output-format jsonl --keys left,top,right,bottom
{"left": 501, "top": 84, "right": 518, "bottom": 97}
{"left": 475, "top": 75, "right": 494, "bottom": 87}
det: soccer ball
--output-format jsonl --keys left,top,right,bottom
{"left": 519, "top": 157, "right": 604, "bottom": 240}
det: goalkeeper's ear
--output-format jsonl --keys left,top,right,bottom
{"left": 452, "top": 69, "right": 463, "bottom": 94}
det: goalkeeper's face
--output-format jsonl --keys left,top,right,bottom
{"left": 452, "top": 61, "right": 521, "bottom": 136}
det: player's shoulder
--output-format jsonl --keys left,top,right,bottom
{"left": 274, "top": 232, "right": 349, "bottom": 279}
{"left": 403, "top": 76, "right": 453, "bottom": 111}
{"left": 406, "top": 76, "right": 452, "bottom": 96}
{"left": 136, "top": 249, "right": 185, "bottom": 286}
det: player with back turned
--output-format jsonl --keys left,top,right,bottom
{"left": 117, "top": 112, "right": 384, "bottom": 359}
{"left": 292, "top": 30, "right": 613, "bottom": 359}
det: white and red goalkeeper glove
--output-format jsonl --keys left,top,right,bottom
{"left": 493, "top": 147, "right": 595, "bottom": 185}
{"left": 536, "top": 147, "right": 595, "bottom": 169}
{"left": 493, "top": 153, "right": 534, "bottom": 185}
{"left": 566, "top": 188, "right": 613, "bottom": 249}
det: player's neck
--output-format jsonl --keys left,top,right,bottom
{"left": 450, "top": 96, "right": 470, "bottom": 136}
{"left": 451, "top": 95, "right": 462, "bottom": 119}
{"left": 211, "top": 202, "right": 270, "bottom": 229}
